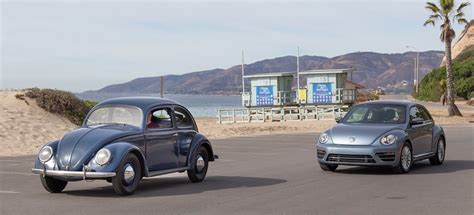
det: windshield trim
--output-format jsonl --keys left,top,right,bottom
{"left": 84, "top": 104, "right": 144, "bottom": 129}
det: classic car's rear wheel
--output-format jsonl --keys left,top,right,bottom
{"left": 112, "top": 153, "right": 141, "bottom": 196}
{"left": 393, "top": 143, "right": 412, "bottom": 174}
{"left": 187, "top": 146, "right": 209, "bottom": 183}
{"left": 319, "top": 163, "right": 338, "bottom": 171}
{"left": 40, "top": 176, "right": 68, "bottom": 193}
{"left": 429, "top": 138, "right": 445, "bottom": 165}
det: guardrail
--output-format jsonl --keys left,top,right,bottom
{"left": 217, "top": 105, "right": 349, "bottom": 124}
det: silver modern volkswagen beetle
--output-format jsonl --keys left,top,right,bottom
{"left": 316, "top": 100, "right": 446, "bottom": 173}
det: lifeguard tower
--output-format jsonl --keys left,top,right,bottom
{"left": 219, "top": 67, "right": 363, "bottom": 123}
{"left": 242, "top": 72, "right": 295, "bottom": 107}
{"left": 299, "top": 68, "right": 358, "bottom": 104}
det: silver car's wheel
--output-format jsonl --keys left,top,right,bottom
{"left": 430, "top": 138, "right": 446, "bottom": 165}
{"left": 401, "top": 146, "right": 412, "bottom": 171}
{"left": 393, "top": 143, "right": 412, "bottom": 174}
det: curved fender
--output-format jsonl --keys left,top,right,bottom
{"left": 187, "top": 133, "right": 215, "bottom": 167}
{"left": 34, "top": 140, "right": 60, "bottom": 169}
{"left": 432, "top": 124, "right": 445, "bottom": 151}
{"left": 87, "top": 142, "right": 148, "bottom": 176}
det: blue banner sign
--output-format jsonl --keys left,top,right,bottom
{"left": 312, "top": 83, "right": 332, "bottom": 103}
{"left": 256, "top": 86, "right": 274, "bottom": 106}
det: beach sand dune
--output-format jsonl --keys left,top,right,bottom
{"left": 1, "top": 90, "right": 472, "bottom": 156}
{"left": 0, "top": 91, "right": 76, "bottom": 156}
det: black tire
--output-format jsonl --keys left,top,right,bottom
{"left": 112, "top": 153, "right": 141, "bottom": 196}
{"left": 429, "top": 138, "right": 445, "bottom": 165}
{"left": 187, "top": 146, "right": 209, "bottom": 183}
{"left": 319, "top": 163, "right": 338, "bottom": 171}
{"left": 393, "top": 143, "right": 412, "bottom": 174}
{"left": 40, "top": 175, "right": 68, "bottom": 193}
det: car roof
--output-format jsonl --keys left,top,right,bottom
{"left": 358, "top": 100, "right": 420, "bottom": 107}
{"left": 97, "top": 97, "right": 181, "bottom": 110}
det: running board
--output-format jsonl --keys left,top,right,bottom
{"left": 413, "top": 152, "right": 435, "bottom": 161}
{"left": 146, "top": 167, "right": 190, "bottom": 178}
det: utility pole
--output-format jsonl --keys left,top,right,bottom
{"left": 416, "top": 52, "right": 419, "bottom": 94}
{"left": 297, "top": 46, "right": 300, "bottom": 103}
{"left": 160, "top": 76, "right": 164, "bottom": 98}
{"left": 242, "top": 50, "right": 245, "bottom": 94}
{"left": 406, "top": 45, "right": 420, "bottom": 94}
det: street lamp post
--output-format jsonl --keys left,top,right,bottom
{"left": 406, "top": 46, "right": 420, "bottom": 94}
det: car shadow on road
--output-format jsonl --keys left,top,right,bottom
{"left": 334, "top": 160, "right": 474, "bottom": 175}
{"left": 63, "top": 176, "right": 286, "bottom": 198}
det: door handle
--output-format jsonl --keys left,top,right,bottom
{"left": 172, "top": 133, "right": 179, "bottom": 137}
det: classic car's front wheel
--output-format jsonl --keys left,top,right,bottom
{"left": 112, "top": 153, "right": 141, "bottom": 196}
{"left": 187, "top": 146, "right": 209, "bottom": 183}
{"left": 40, "top": 176, "right": 68, "bottom": 193}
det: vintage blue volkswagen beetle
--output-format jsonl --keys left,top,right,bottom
{"left": 316, "top": 100, "right": 446, "bottom": 173}
{"left": 32, "top": 97, "right": 217, "bottom": 195}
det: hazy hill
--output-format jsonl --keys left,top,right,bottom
{"left": 87, "top": 51, "right": 443, "bottom": 95}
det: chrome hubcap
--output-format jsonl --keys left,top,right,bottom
{"left": 196, "top": 155, "right": 205, "bottom": 172}
{"left": 438, "top": 140, "right": 445, "bottom": 161}
{"left": 123, "top": 164, "right": 135, "bottom": 184}
{"left": 401, "top": 146, "right": 412, "bottom": 170}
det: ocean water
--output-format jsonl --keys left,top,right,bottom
{"left": 76, "top": 93, "right": 243, "bottom": 117}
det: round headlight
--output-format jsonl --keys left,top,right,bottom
{"left": 319, "top": 133, "right": 330, "bottom": 144}
{"left": 94, "top": 148, "right": 111, "bottom": 166}
{"left": 38, "top": 146, "right": 53, "bottom": 163}
{"left": 380, "top": 134, "right": 397, "bottom": 145}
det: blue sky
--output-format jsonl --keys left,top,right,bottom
{"left": 1, "top": 0, "right": 472, "bottom": 92}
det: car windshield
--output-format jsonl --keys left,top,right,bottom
{"left": 342, "top": 104, "right": 406, "bottom": 124}
{"left": 85, "top": 106, "right": 143, "bottom": 128}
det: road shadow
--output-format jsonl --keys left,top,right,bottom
{"left": 334, "top": 160, "right": 474, "bottom": 175}
{"left": 64, "top": 176, "right": 286, "bottom": 198}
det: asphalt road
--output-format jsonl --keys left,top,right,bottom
{"left": 0, "top": 125, "right": 473, "bottom": 215}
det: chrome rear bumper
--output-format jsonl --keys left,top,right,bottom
{"left": 32, "top": 168, "right": 116, "bottom": 179}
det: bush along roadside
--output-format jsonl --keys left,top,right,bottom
{"left": 17, "top": 88, "right": 97, "bottom": 125}
{"left": 417, "top": 46, "right": 474, "bottom": 102}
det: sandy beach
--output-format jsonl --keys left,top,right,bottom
{"left": 0, "top": 90, "right": 472, "bottom": 156}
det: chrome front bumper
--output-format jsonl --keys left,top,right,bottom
{"left": 32, "top": 168, "right": 116, "bottom": 179}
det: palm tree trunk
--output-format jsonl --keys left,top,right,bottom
{"left": 444, "top": 39, "right": 463, "bottom": 116}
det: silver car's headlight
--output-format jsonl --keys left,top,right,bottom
{"left": 38, "top": 146, "right": 53, "bottom": 163}
{"left": 319, "top": 133, "right": 330, "bottom": 144}
{"left": 94, "top": 148, "right": 111, "bottom": 166}
{"left": 380, "top": 134, "right": 397, "bottom": 145}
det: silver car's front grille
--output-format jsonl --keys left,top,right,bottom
{"left": 327, "top": 154, "right": 376, "bottom": 163}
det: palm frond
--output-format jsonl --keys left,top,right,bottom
{"left": 430, "top": 14, "right": 443, "bottom": 20}
{"left": 425, "top": 2, "right": 441, "bottom": 14}
{"left": 424, "top": 19, "right": 436, "bottom": 26}
{"left": 456, "top": 18, "right": 469, "bottom": 25}
{"left": 456, "top": 2, "right": 470, "bottom": 13}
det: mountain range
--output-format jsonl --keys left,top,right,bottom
{"left": 87, "top": 51, "right": 444, "bottom": 95}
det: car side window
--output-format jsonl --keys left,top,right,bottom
{"left": 409, "top": 106, "right": 429, "bottom": 122}
{"left": 174, "top": 106, "right": 194, "bottom": 129}
{"left": 147, "top": 108, "right": 173, "bottom": 129}
{"left": 419, "top": 107, "right": 432, "bottom": 121}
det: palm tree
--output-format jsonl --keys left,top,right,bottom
{"left": 423, "top": 0, "right": 470, "bottom": 116}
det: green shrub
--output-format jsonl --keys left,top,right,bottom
{"left": 24, "top": 88, "right": 96, "bottom": 125}
{"left": 418, "top": 48, "right": 474, "bottom": 101}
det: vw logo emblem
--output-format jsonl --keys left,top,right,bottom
{"left": 349, "top": 137, "right": 356, "bottom": 143}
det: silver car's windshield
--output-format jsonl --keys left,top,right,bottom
{"left": 86, "top": 106, "right": 143, "bottom": 128}
{"left": 342, "top": 104, "right": 406, "bottom": 124}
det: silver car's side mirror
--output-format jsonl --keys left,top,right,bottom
{"left": 335, "top": 117, "right": 342, "bottom": 123}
